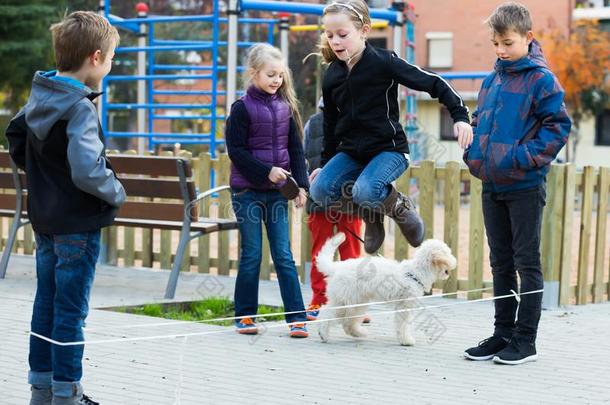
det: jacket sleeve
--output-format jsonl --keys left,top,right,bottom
{"left": 463, "top": 108, "right": 478, "bottom": 162}
{"left": 225, "top": 100, "right": 273, "bottom": 185}
{"left": 388, "top": 53, "right": 470, "bottom": 123}
{"left": 514, "top": 73, "right": 571, "bottom": 169}
{"left": 5, "top": 110, "right": 27, "bottom": 171}
{"left": 66, "top": 101, "right": 126, "bottom": 207}
{"left": 320, "top": 80, "right": 339, "bottom": 167}
{"left": 288, "top": 119, "right": 310, "bottom": 189}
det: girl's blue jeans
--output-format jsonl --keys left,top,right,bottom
{"left": 310, "top": 151, "right": 409, "bottom": 209}
{"left": 231, "top": 189, "right": 306, "bottom": 324}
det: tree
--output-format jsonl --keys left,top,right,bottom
{"left": 0, "top": 0, "right": 98, "bottom": 115}
{"left": 539, "top": 20, "right": 610, "bottom": 162}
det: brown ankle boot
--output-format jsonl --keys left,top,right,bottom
{"left": 327, "top": 196, "right": 384, "bottom": 254}
{"left": 361, "top": 209, "right": 385, "bottom": 254}
{"left": 382, "top": 186, "right": 424, "bottom": 247}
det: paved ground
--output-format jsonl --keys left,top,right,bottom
{"left": 1, "top": 254, "right": 609, "bottom": 405}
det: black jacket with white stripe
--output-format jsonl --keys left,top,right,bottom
{"left": 321, "top": 42, "right": 470, "bottom": 165}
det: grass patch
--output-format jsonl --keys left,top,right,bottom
{"left": 111, "top": 297, "right": 284, "bottom": 326}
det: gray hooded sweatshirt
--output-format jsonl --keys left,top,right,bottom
{"left": 6, "top": 71, "right": 126, "bottom": 234}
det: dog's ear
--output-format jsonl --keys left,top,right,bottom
{"left": 431, "top": 251, "right": 452, "bottom": 270}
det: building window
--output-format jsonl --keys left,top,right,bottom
{"left": 439, "top": 106, "right": 455, "bottom": 141}
{"left": 596, "top": 109, "right": 610, "bottom": 146}
{"left": 426, "top": 32, "right": 453, "bottom": 69}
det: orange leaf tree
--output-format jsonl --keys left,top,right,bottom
{"left": 539, "top": 20, "right": 610, "bottom": 162}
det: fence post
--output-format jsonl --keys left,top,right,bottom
{"left": 419, "top": 160, "right": 435, "bottom": 241}
{"left": 197, "top": 153, "right": 212, "bottom": 273}
{"left": 542, "top": 164, "right": 565, "bottom": 309}
{"left": 395, "top": 168, "right": 411, "bottom": 261}
{"left": 103, "top": 150, "right": 120, "bottom": 265}
{"left": 559, "top": 164, "right": 576, "bottom": 305}
{"left": 299, "top": 209, "right": 311, "bottom": 284}
{"left": 443, "top": 162, "right": 460, "bottom": 295}
{"left": 159, "top": 151, "right": 173, "bottom": 269}
{"left": 593, "top": 167, "right": 609, "bottom": 303}
{"left": 178, "top": 150, "right": 193, "bottom": 272}
{"left": 123, "top": 150, "right": 137, "bottom": 267}
{"left": 467, "top": 175, "right": 484, "bottom": 300}
{"left": 216, "top": 154, "right": 231, "bottom": 275}
{"left": 576, "top": 166, "right": 595, "bottom": 305}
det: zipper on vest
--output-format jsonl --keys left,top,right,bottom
{"left": 269, "top": 100, "right": 279, "bottom": 168}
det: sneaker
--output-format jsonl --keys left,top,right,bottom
{"left": 289, "top": 323, "right": 309, "bottom": 338}
{"left": 235, "top": 317, "right": 258, "bottom": 335}
{"left": 306, "top": 304, "right": 321, "bottom": 321}
{"left": 79, "top": 394, "right": 99, "bottom": 405}
{"left": 493, "top": 337, "right": 538, "bottom": 365}
{"left": 464, "top": 335, "right": 509, "bottom": 361}
{"left": 362, "top": 315, "right": 371, "bottom": 324}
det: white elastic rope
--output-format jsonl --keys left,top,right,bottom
{"left": 29, "top": 289, "right": 543, "bottom": 347}
{"left": 85, "top": 287, "right": 494, "bottom": 332}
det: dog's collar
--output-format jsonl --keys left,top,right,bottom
{"left": 405, "top": 273, "right": 426, "bottom": 290}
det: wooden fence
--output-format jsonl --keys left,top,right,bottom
{"left": 1, "top": 151, "right": 608, "bottom": 305}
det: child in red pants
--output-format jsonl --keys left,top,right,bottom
{"left": 306, "top": 211, "right": 362, "bottom": 319}
{"left": 303, "top": 98, "right": 364, "bottom": 320}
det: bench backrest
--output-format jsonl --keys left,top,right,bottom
{"left": 0, "top": 151, "right": 198, "bottom": 222}
{"left": 0, "top": 152, "right": 27, "bottom": 214}
{"left": 110, "top": 154, "right": 197, "bottom": 222}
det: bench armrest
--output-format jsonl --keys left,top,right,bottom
{"left": 192, "top": 185, "right": 232, "bottom": 205}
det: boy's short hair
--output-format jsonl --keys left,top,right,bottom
{"left": 486, "top": 2, "right": 532, "bottom": 36}
{"left": 50, "top": 11, "right": 120, "bottom": 72}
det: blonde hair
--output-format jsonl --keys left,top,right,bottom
{"left": 50, "top": 11, "right": 120, "bottom": 72}
{"left": 244, "top": 43, "right": 304, "bottom": 139}
{"left": 317, "top": 0, "right": 371, "bottom": 64}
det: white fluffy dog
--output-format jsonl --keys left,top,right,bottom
{"left": 316, "top": 232, "right": 456, "bottom": 346}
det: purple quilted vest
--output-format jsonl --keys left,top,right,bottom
{"left": 230, "top": 85, "right": 292, "bottom": 190}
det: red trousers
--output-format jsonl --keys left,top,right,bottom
{"left": 307, "top": 211, "right": 363, "bottom": 306}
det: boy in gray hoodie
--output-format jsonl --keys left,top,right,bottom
{"left": 5, "top": 11, "right": 125, "bottom": 405}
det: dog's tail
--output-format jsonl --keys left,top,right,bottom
{"left": 315, "top": 232, "right": 346, "bottom": 277}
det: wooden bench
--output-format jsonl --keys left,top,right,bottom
{"left": 0, "top": 151, "right": 237, "bottom": 299}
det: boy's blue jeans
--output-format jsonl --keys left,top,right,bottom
{"left": 310, "top": 151, "right": 409, "bottom": 209}
{"left": 231, "top": 189, "right": 306, "bottom": 324}
{"left": 28, "top": 231, "right": 100, "bottom": 397}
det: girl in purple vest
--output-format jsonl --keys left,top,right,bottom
{"left": 309, "top": 0, "right": 473, "bottom": 254}
{"left": 226, "top": 43, "right": 309, "bottom": 338}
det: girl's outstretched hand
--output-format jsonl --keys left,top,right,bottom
{"left": 295, "top": 188, "right": 307, "bottom": 208}
{"left": 268, "top": 167, "right": 290, "bottom": 183}
{"left": 454, "top": 121, "right": 474, "bottom": 149}
{"left": 308, "top": 167, "right": 321, "bottom": 184}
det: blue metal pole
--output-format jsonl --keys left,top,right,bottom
{"left": 211, "top": 0, "right": 219, "bottom": 161}
{"left": 240, "top": 0, "right": 398, "bottom": 23}
{"left": 147, "top": 24, "right": 155, "bottom": 151}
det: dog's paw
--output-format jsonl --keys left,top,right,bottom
{"left": 398, "top": 334, "right": 416, "bottom": 346}
{"left": 318, "top": 330, "right": 329, "bottom": 343}
{"left": 348, "top": 327, "right": 368, "bottom": 338}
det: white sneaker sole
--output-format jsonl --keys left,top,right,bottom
{"left": 463, "top": 352, "right": 496, "bottom": 361}
{"left": 492, "top": 354, "right": 538, "bottom": 365}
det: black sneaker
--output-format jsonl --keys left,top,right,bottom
{"left": 464, "top": 336, "right": 509, "bottom": 361}
{"left": 79, "top": 394, "right": 100, "bottom": 405}
{"left": 493, "top": 337, "right": 538, "bottom": 365}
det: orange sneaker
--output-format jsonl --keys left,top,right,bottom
{"left": 362, "top": 315, "right": 371, "bottom": 324}
{"left": 289, "top": 323, "right": 309, "bottom": 338}
{"left": 306, "top": 304, "right": 321, "bottom": 321}
{"left": 235, "top": 317, "right": 258, "bottom": 335}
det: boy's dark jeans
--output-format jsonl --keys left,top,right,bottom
{"left": 482, "top": 184, "right": 546, "bottom": 341}
{"left": 28, "top": 231, "right": 100, "bottom": 397}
